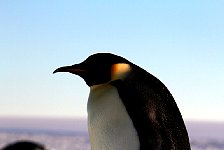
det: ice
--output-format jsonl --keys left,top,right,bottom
{"left": 0, "top": 118, "right": 224, "bottom": 150}
{"left": 0, "top": 131, "right": 90, "bottom": 150}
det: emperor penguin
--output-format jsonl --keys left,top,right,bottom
{"left": 1, "top": 141, "right": 46, "bottom": 150}
{"left": 53, "top": 53, "right": 191, "bottom": 150}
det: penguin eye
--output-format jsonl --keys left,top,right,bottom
{"left": 111, "top": 63, "right": 131, "bottom": 80}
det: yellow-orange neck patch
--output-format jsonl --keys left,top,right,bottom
{"left": 111, "top": 63, "right": 131, "bottom": 80}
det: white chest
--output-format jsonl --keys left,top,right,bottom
{"left": 87, "top": 84, "right": 140, "bottom": 150}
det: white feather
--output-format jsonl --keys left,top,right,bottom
{"left": 88, "top": 83, "right": 140, "bottom": 150}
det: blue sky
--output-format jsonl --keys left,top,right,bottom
{"left": 0, "top": 1, "right": 224, "bottom": 121}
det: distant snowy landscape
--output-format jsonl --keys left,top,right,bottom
{"left": 0, "top": 118, "right": 224, "bottom": 150}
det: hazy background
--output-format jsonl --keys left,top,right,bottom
{"left": 0, "top": 118, "right": 224, "bottom": 150}
{"left": 1, "top": 0, "right": 224, "bottom": 122}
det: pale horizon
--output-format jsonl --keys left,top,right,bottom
{"left": 0, "top": 117, "right": 224, "bottom": 150}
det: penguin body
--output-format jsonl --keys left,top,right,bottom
{"left": 54, "top": 53, "right": 191, "bottom": 150}
{"left": 88, "top": 84, "right": 139, "bottom": 150}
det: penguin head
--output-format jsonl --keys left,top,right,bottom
{"left": 53, "top": 53, "right": 132, "bottom": 86}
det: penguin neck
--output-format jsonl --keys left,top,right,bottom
{"left": 87, "top": 83, "right": 140, "bottom": 150}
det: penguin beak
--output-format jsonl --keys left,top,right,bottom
{"left": 53, "top": 64, "right": 88, "bottom": 75}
